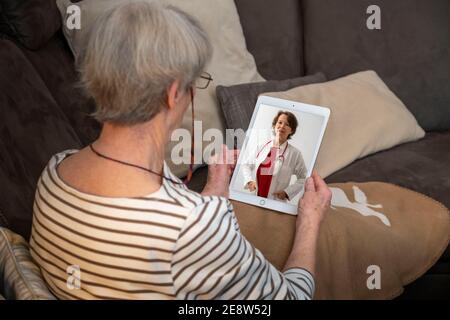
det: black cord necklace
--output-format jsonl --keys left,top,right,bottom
{"left": 89, "top": 144, "right": 184, "bottom": 185}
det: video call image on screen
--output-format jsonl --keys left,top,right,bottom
{"left": 232, "top": 104, "right": 326, "bottom": 206}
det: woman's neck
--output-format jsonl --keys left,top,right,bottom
{"left": 93, "top": 115, "right": 168, "bottom": 174}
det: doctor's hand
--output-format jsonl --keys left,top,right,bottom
{"left": 273, "top": 191, "right": 288, "bottom": 200}
{"left": 201, "top": 145, "right": 239, "bottom": 199}
{"left": 245, "top": 181, "right": 257, "bottom": 192}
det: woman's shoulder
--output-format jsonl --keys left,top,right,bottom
{"left": 188, "top": 195, "right": 233, "bottom": 217}
{"left": 47, "top": 149, "right": 80, "bottom": 168}
{"left": 39, "top": 149, "right": 80, "bottom": 185}
{"left": 180, "top": 195, "right": 237, "bottom": 235}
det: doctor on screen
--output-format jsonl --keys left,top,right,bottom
{"left": 242, "top": 111, "right": 307, "bottom": 202}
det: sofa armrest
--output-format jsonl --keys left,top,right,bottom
{"left": 0, "top": 227, "right": 56, "bottom": 300}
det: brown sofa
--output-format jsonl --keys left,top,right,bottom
{"left": 0, "top": 0, "right": 449, "bottom": 299}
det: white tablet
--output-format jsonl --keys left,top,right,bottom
{"left": 229, "top": 95, "right": 330, "bottom": 215}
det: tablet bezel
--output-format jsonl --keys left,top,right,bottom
{"left": 229, "top": 95, "right": 330, "bottom": 215}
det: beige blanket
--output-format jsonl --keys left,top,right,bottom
{"left": 231, "top": 182, "right": 450, "bottom": 299}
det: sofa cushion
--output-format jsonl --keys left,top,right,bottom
{"left": 234, "top": 0, "right": 304, "bottom": 80}
{"left": 0, "top": 39, "right": 82, "bottom": 239}
{"left": 325, "top": 131, "right": 450, "bottom": 214}
{"left": 0, "top": 210, "right": 8, "bottom": 229}
{"left": 216, "top": 73, "right": 327, "bottom": 131}
{"left": 0, "top": 0, "right": 61, "bottom": 50}
{"left": 19, "top": 32, "right": 100, "bottom": 146}
{"left": 302, "top": 0, "right": 450, "bottom": 131}
{"left": 325, "top": 130, "right": 450, "bottom": 265}
{"left": 264, "top": 70, "right": 425, "bottom": 178}
{"left": 232, "top": 181, "right": 450, "bottom": 299}
{"left": 0, "top": 227, "right": 56, "bottom": 300}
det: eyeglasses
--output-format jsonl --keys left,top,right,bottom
{"left": 183, "top": 72, "right": 212, "bottom": 185}
{"left": 183, "top": 87, "right": 195, "bottom": 184}
{"left": 195, "top": 71, "right": 213, "bottom": 89}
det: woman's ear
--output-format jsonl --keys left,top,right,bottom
{"left": 166, "top": 80, "right": 182, "bottom": 110}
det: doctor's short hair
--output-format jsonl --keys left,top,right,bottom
{"left": 272, "top": 111, "right": 299, "bottom": 139}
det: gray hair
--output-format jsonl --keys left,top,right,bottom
{"left": 79, "top": 0, "right": 212, "bottom": 125}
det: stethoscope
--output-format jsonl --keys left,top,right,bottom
{"left": 256, "top": 140, "right": 288, "bottom": 175}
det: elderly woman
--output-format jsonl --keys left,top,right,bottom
{"left": 243, "top": 111, "right": 307, "bottom": 202}
{"left": 30, "top": 1, "right": 331, "bottom": 300}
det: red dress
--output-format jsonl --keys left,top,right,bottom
{"left": 256, "top": 147, "right": 277, "bottom": 198}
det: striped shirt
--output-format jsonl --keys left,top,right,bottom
{"left": 30, "top": 150, "right": 315, "bottom": 300}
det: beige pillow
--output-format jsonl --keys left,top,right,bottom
{"left": 264, "top": 70, "right": 425, "bottom": 178}
{"left": 56, "top": 0, "right": 264, "bottom": 177}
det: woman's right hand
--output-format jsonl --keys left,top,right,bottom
{"left": 246, "top": 181, "right": 257, "bottom": 192}
{"left": 297, "top": 171, "right": 332, "bottom": 228}
{"left": 283, "top": 171, "right": 331, "bottom": 276}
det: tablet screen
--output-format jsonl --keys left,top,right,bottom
{"left": 229, "top": 96, "right": 330, "bottom": 215}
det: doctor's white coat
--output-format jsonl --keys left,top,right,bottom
{"left": 241, "top": 140, "right": 307, "bottom": 201}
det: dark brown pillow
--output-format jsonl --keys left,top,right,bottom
{"left": 0, "top": 0, "right": 61, "bottom": 50}
{"left": 216, "top": 73, "right": 327, "bottom": 131}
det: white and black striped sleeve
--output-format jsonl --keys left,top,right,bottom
{"left": 170, "top": 198, "right": 315, "bottom": 300}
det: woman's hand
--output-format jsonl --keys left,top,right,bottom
{"left": 283, "top": 171, "right": 331, "bottom": 276}
{"left": 201, "top": 145, "right": 239, "bottom": 198}
{"left": 297, "top": 171, "right": 332, "bottom": 228}
{"left": 246, "top": 181, "right": 257, "bottom": 192}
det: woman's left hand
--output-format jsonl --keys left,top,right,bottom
{"left": 201, "top": 145, "right": 239, "bottom": 198}
{"left": 273, "top": 191, "right": 289, "bottom": 200}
